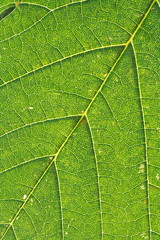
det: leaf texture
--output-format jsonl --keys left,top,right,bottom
{"left": 0, "top": 0, "right": 160, "bottom": 239}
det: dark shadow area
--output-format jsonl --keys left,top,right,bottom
{"left": 0, "top": 6, "right": 16, "bottom": 21}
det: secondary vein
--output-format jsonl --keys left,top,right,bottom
{"left": 0, "top": 44, "right": 124, "bottom": 88}
{"left": 132, "top": 42, "right": 152, "bottom": 239}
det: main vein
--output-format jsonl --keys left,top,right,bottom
{"left": 1, "top": 0, "right": 156, "bottom": 239}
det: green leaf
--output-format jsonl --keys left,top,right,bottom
{"left": 0, "top": 0, "right": 159, "bottom": 239}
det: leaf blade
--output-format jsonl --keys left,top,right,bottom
{"left": 0, "top": 0, "right": 159, "bottom": 239}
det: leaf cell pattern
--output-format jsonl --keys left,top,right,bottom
{"left": 0, "top": 0, "right": 160, "bottom": 239}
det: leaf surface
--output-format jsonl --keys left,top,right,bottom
{"left": 0, "top": 0, "right": 160, "bottom": 239}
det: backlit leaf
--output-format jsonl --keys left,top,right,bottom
{"left": 0, "top": 0, "right": 159, "bottom": 239}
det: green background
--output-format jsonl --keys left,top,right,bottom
{"left": 0, "top": 0, "right": 159, "bottom": 239}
